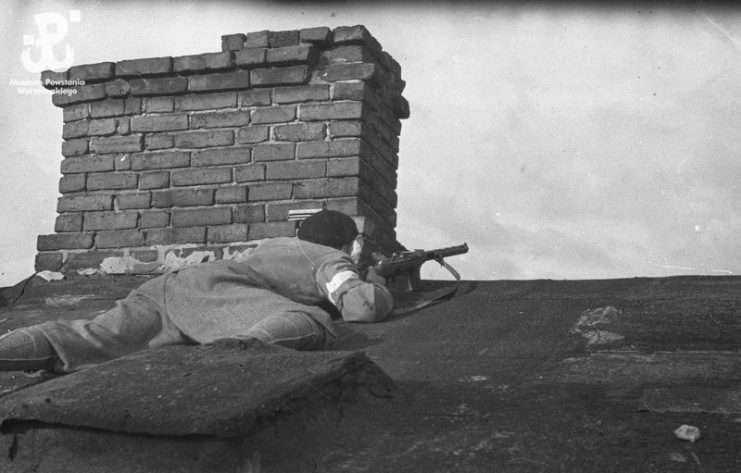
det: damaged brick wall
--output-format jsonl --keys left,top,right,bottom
{"left": 35, "top": 25, "right": 408, "bottom": 276}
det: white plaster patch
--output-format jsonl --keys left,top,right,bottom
{"left": 100, "top": 255, "right": 159, "bottom": 274}
{"left": 571, "top": 306, "right": 625, "bottom": 346}
{"left": 222, "top": 245, "right": 257, "bottom": 262}
{"left": 162, "top": 250, "right": 217, "bottom": 269}
{"left": 36, "top": 270, "right": 64, "bottom": 281}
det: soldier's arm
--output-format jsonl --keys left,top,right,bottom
{"left": 317, "top": 259, "right": 393, "bottom": 323}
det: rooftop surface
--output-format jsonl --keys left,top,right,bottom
{"left": 1, "top": 274, "right": 740, "bottom": 471}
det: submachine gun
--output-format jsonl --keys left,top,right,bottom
{"left": 374, "top": 243, "right": 469, "bottom": 292}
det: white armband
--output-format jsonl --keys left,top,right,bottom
{"left": 325, "top": 270, "right": 359, "bottom": 305}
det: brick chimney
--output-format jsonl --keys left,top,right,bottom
{"left": 36, "top": 26, "right": 408, "bottom": 276}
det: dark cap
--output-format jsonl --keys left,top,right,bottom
{"left": 297, "top": 210, "right": 358, "bottom": 250}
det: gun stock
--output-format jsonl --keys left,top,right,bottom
{"left": 375, "top": 243, "right": 468, "bottom": 291}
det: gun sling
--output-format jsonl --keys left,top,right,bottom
{"left": 391, "top": 259, "right": 462, "bottom": 316}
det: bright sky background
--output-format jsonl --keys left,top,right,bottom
{"left": 1, "top": 1, "right": 740, "bottom": 286}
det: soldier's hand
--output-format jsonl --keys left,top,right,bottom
{"left": 364, "top": 266, "right": 387, "bottom": 286}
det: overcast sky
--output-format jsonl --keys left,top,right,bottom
{"left": 1, "top": 1, "right": 740, "bottom": 286}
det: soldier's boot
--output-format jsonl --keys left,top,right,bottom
{"left": 0, "top": 326, "right": 57, "bottom": 372}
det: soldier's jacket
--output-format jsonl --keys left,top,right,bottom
{"left": 163, "top": 236, "right": 394, "bottom": 343}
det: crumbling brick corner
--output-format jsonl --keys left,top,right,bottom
{"left": 36, "top": 25, "right": 409, "bottom": 276}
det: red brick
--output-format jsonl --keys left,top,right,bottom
{"left": 62, "top": 120, "right": 88, "bottom": 139}
{"left": 364, "top": 113, "right": 399, "bottom": 148}
{"left": 35, "top": 252, "right": 63, "bottom": 272}
{"left": 361, "top": 125, "right": 398, "bottom": 160}
{"left": 172, "top": 207, "right": 231, "bottom": 227}
{"left": 131, "top": 114, "right": 189, "bottom": 132}
{"left": 321, "top": 45, "right": 373, "bottom": 64}
{"left": 245, "top": 31, "right": 269, "bottom": 48}
{"left": 251, "top": 106, "right": 296, "bottom": 124}
{"left": 90, "top": 135, "right": 143, "bottom": 154}
{"left": 104, "top": 79, "right": 130, "bottom": 97}
{"left": 63, "top": 250, "right": 124, "bottom": 271}
{"left": 188, "top": 71, "right": 250, "bottom": 92}
{"left": 145, "top": 227, "right": 206, "bottom": 245}
{"left": 59, "top": 174, "right": 86, "bottom": 193}
{"left": 116, "top": 192, "right": 151, "bottom": 209}
{"left": 63, "top": 103, "right": 89, "bottom": 122}
{"left": 325, "top": 197, "right": 367, "bottom": 216}
{"left": 41, "top": 69, "right": 66, "bottom": 88}
{"left": 234, "top": 48, "right": 266, "bottom": 67}
{"left": 173, "top": 130, "right": 234, "bottom": 148}
{"left": 131, "top": 151, "right": 190, "bottom": 170}
{"left": 116, "top": 57, "right": 173, "bottom": 76}
{"left": 114, "top": 154, "right": 132, "bottom": 171}
{"left": 248, "top": 182, "right": 292, "bottom": 200}
{"left": 207, "top": 224, "right": 249, "bottom": 243}
{"left": 221, "top": 33, "right": 246, "bottom": 51}
{"left": 266, "top": 45, "right": 313, "bottom": 64}
{"left": 236, "top": 126, "right": 269, "bottom": 144}
{"left": 58, "top": 195, "right": 113, "bottom": 213}
{"left": 296, "top": 139, "right": 361, "bottom": 159}
{"left": 37, "top": 233, "right": 94, "bottom": 251}
{"left": 55, "top": 213, "right": 83, "bottom": 232}
{"left": 131, "top": 249, "right": 159, "bottom": 262}
{"left": 215, "top": 186, "right": 248, "bottom": 203}
{"left": 299, "top": 27, "right": 331, "bottom": 44}
{"left": 144, "top": 134, "right": 175, "bottom": 150}
{"left": 269, "top": 30, "right": 299, "bottom": 48}
{"left": 299, "top": 102, "right": 363, "bottom": 121}
{"left": 87, "top": 172, "right": 138, "bottom": 190}
{"left": 191, "top": 110, "right": 250, "bottom": 128}
{"left": 96, "top": 230, "right": 145, "bottom": 249}
{"left": 234, "top": 164, "right": 266, "bottom": 182}
{"left": 52, "top": 84, "right": 105, "bottom": 107}
{"left": 61, "top": 156, "right": 115, "bottom": 174}
{"left": 139, "top": 210, "right": 170, "bottom": 228}
{"left": 192, "top": 147, "right": 251, "bottom": 167}
{"left": 62, "top": 138, "right": 89, "bottom": 157}
{"left": 249, "top": 222, "right": 295, "bottom": 240}
{"left": 176, "top": 92, "right": 237, "bottom": 111}
{"left": 139, "top": 171, "right": 170, "bottom": 189}
{"left": 274, "top": 85, "right": 329, "bottom": 104}
{"left": 83, "top": 211, "right": 139, "bottom": 230}
{"left": 152, "top": 189, "right": 214, "bottom": 208}
{"left": 322, "top": 63, "right": 377, "bottom": 82}
{"left": 90, "top": 99, "right": 125, "bottom": 118}
{"left": 333, "top": 25, "right": 378, "bottom": 44}
{"left": 273, "top": 123, "right": 325, "bottom": 142}
{"left": 250, "top": 66, "right": 308, "bottom": 87}
{"left": 266, "top": 201, "right": 323, "bottom": 222}
{"left": 328, "top": 121, "right": 362, "bottom": 138}
{"left": 266, "top": 161, "right": 325, "bottom": 180}
{"left": 327, "top": 156, "right": 367, "bottom": 177}
{"left": 88, "top": 118, "right": 117, "bottom": 136}
{"left": 292, "top": 177, "right": 362, "bottom": 199}
{"left": 125, "top": 98, "right": 143, "bottom": 115}
{"left": 239, "top": 89, "right": 271, "bottom": 107}
{"left": 145, "top": 97, "right": 174, "bottom": 113}
{"left": 234, "top": 204, "right": 265, "bottom": 223}
{"left": 117, "top": 118, "right": 131, "bottom": 136}
{"left": 331, "top": 82, "right": 365, "bottom": 101}
{"left": 174, "top": 52, "right": 232, "bottom": 72}
{"left": 171, "top": 167, "right": 232, "bottom": 186}
{"left": 252, "top": 143, "right": 294, "bottom": 162}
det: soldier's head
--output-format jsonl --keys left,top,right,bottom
{"left": 297, "top": 210, "right": 359, "bottom": 253}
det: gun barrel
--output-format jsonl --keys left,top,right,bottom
{"left": 424, "top": 243, "right": 469, "bottom": 260}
